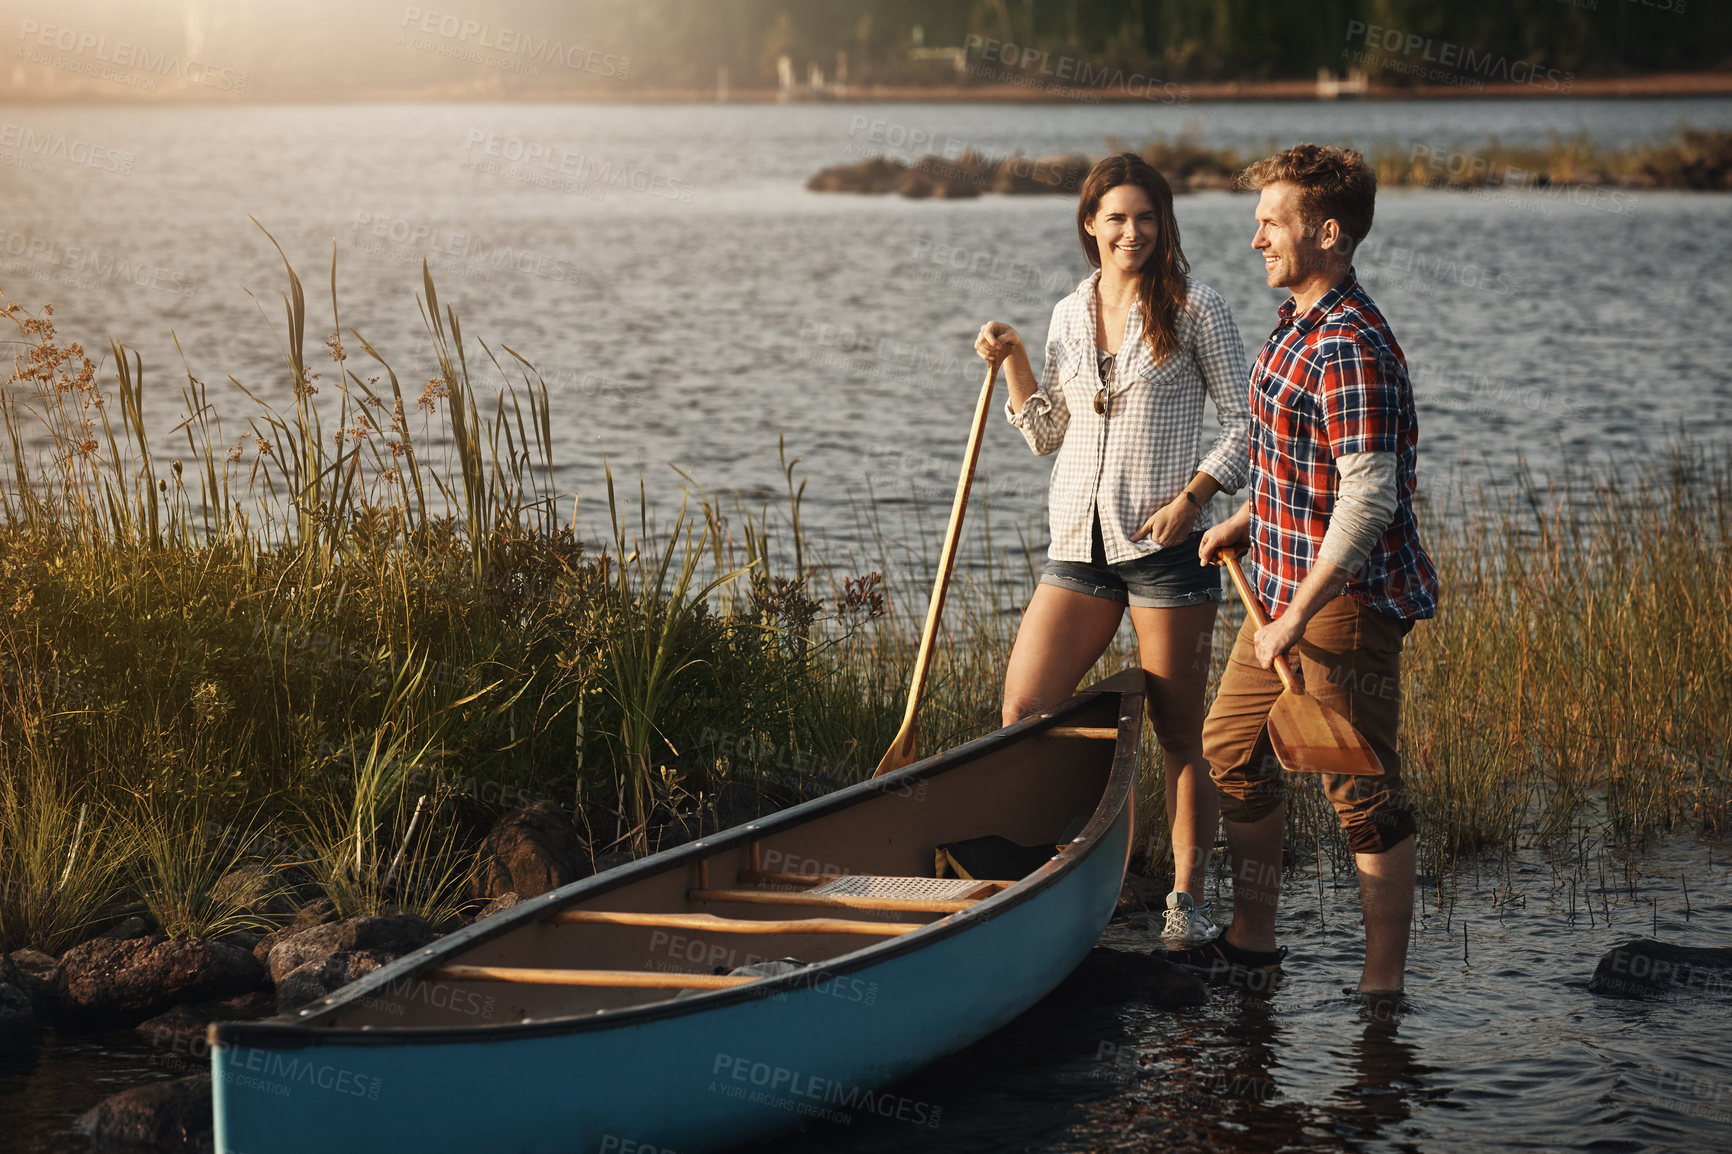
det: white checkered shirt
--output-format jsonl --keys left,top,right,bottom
{"left": 1007, "top": 272, "right": 1251, "bottom": 564}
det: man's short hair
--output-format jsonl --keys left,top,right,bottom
{"left": 1237, "top": 144, "right": 1376, "bottom": 250}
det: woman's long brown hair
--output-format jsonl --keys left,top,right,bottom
{"left": 1075, "top": 153, "right": 1189, "bottom": 365}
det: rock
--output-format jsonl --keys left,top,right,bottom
{"left": 136, "top": 1002, "right": 213, "bottom": 1048}
{"left": 1078, "top": 947, "right": 1210, "bottom": 1009}
{"left": 1185, "top": 169, "right": 1234, "bottom": 192}
{"left": 76, "top": 1074, "right": 213, "bottom": 1153}
{"left": 216, "top": 989, "right": 276, "bottom": 1017}
{"left": 0, "top": 955, "right": 41, "bottom": 1052}
{"left": 92, "top": 914, "right": 158, "bottom": 942}
{"left": 275, "top": 949, "right": 395, "bottom": 1013}
{"left": 294, "top": 897, "right": 338, "bottom": 925}
{"left": 265, "top": 915, "right": 434, "bottom": 984}
{"left": 57, "top": 937, "right": 266, "bottom": 1023}
{"left": 209, "top": 864, "right": 298, "bottom": 923}
{"left": 77, "top": 902, "right": 157, "bottom": 944}
{"left": 136, "top": 993, "right": 276, "bottom": 1059}
{"left": 895, "top": 166, "right": 981, "bottom": 199}
{"left": 469, "top": 800, "right": 590, "bottom": 900}
{"left": 1114, "top": 873, "right": 1167, "bottom": 919}
{"left": 7, "top": 948, "right": 62, "bottom": 1011}
{"left": 1589, "top": 938, "right": 1732, "bottom": 999}
{"left": 475, "top": 892, "right": 523, "bottom": 921}
{"left": 992, "top": 153, "right": 1090, "bottom": 195}
{"left": 593, "top": 849, "right": 634, "bottom": 875}
{"left": 805, "top": 156, "right": 907, "bottom": 194}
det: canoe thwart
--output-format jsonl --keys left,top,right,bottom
{"left": 1044, "top": 726, "right": 1119, "bottom": 739}
{"left": 737, "top": 869, "right": 844, "bottom": 887}
{"left": 429, "top": 964, "right": 759, "bottom": 989}
{"left": 545, "top": 910, "right": 920, "bottom": 936}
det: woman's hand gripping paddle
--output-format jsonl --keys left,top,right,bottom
{"left": 873, "top": 362, "right": 1000, "bottom": 778}
{"left": 1220, "top": 552, "right": 1383, "bottom": 777}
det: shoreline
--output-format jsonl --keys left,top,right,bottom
{"left": 4, "top": 71, "right": 1731, "bottom": 106}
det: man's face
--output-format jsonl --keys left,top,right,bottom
{"left": 1252, "top": 182, "right": 1327, "bottom": 291}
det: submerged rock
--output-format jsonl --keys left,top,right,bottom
{"left": 1078, "top": 947, "right": 1209, "bottom": 1009}
{"left": 1589, "top": 938, "right": 1732, "bottom": 998}
{"left": 470, "top": 800, "right": 590, "bottom": 900}
{"left": 1114, "top": 872, "right": 1166, "bottom": 919}
{"left": 135, "top": 1002, "right": 214, "bottom": 1048}
{"left": 76, "top": 1073, "right": 213, "bottom": 1153}
{"left": 57, "top": 937, "right": 266, "bottom": 1023}
{"left": 0, "top": 954, "right": 41, "bottom": 1052}
{"left": 7, "top": 947, "right": 62, "bottom": 1012}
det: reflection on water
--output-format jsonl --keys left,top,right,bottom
{"left": 746, "top": 832, "right": 1732, "bottom": 1154}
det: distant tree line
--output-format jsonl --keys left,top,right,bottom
{"left": 583, "top": 0, "right": 1728, "bottom": 88}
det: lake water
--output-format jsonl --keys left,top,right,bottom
{"left": 5, "top": 832, "right": 1729, "bottom": 1154}
{"left": 2, "top": 98, "right": 1730, "bottom": 568}
{"left": 751, "top": 832, "right": 1732, "bottom": 1154}
{"left": 2, "top": 98, "right": 1731, "bottom": 1153}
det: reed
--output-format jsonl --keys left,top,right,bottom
{"left": 1371, "top": 129, "right": 1732, "bottom": 192}
{"left": 124, "top": 799, "right": 284, "bottom": 941}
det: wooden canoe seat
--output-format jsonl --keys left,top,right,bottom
{"left": 430, "top": 964, "right": 757, "bottom": 989}
{"left": 546, "top": 910, "right": 920, "bottom": 937}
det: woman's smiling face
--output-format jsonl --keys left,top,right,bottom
{"left": 1084, "top": 183, "right": 1160, "bottom": 275}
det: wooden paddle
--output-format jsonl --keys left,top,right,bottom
{"left": 1220, "top": 552, "right": 1383, "bottom": 777}
{"left": 873, "top": 361, "right": 1000, "bottom": 778}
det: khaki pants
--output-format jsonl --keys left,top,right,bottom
{"left": 1204, "top": 595, "right": 1416, "bottom": 855}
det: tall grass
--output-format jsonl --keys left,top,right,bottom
{"left": 1, "top": 241, "right": 1726, "bottom": 951}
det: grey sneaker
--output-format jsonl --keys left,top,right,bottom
{"left": 1161, "top": 891, "right": 1220, "bottom": 948}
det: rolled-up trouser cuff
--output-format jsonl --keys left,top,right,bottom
{"left": 1204, "top": 595, "right": 1417, "bottom": 855}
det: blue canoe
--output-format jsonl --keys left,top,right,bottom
{"left": 209, "top": 670, "right": 1143, "bottom": 1153}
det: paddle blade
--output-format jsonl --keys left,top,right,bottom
{"left": 872, "top": 727, "right": 917, "bottom": 778}
{"left": 1267, "top": 692, "right": 1383, "bottom": 776}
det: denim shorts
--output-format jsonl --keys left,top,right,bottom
{"left": 1038, "top": 520, "right": 1222, "bottom": 609}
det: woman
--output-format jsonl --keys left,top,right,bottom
{"left": 976, "top": 153, "right": 1250, "bottom": 948}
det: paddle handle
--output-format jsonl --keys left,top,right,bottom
{"left": 874, "top": 361, "right": 999, "bottom": 776}
{"left": 1222, "top": 551, "right": 1301, "bottom": 696}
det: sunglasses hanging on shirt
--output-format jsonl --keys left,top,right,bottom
{"left": 1093, "top": 350, "right": 1115, "bottom": 416}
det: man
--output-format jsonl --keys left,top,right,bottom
{"left": 1185, "top": 144, "right": 1439, "bottom": 994}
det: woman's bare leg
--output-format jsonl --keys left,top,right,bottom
{"left": 1127, "top": 601, "right": 1219, "bottom": 896}
{"left": 1001, "top": 584, "right": 1126, "bottom": 726}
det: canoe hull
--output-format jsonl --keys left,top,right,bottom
{"left": 212, "top": 800, "right": 1128, "bottom": 1153}
{"left": 213, "top": 672, "right": 1144, "bottom": 1153}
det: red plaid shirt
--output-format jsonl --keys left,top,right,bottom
{"left": 1247, "top": 271, "right": 1438, "bottom": 621}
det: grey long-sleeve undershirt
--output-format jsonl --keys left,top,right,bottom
{"left": 1317, "top": 451, "right": 1397, "bottom": 576}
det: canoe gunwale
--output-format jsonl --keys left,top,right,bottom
{"left": 213, "top": 671, "right": 1143, "bottom": 1051}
